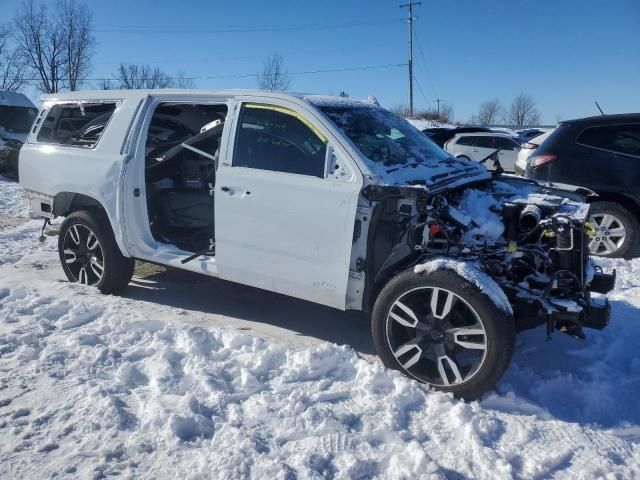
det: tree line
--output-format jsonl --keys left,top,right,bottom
{"left": 0, "top": 1, "right": 543, "bottom": 127}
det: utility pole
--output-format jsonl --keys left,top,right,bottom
{"left": 400, "top": 1, "right": 420, "bottom": 117}
{"left": 435, "top": 98, "right": 443, "bottom": 116}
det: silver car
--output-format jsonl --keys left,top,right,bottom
{"left": 445, "top": 132, "right": 522, "bottom": 172}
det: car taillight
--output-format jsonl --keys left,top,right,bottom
{"left": 522, "top": 142, "right": 537, "bottom": 149}
{"left": 529, "top": 153, "right": 557, "bottom": 168}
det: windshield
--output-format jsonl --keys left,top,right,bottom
{"left": 0, "top": 106, "right": 38, "bottom": 133}
{"left": 319, "top": 104, "right": 450, "bottom": 167}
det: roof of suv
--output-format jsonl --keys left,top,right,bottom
{"left": 39, "top": 89, "right": 372, "bottom": 109}
{"left": 561, "top": 113, "right": 640, "bottom": 126}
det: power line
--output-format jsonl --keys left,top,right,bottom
{"left": 95, "top": 41, "right": 404, "bottom": 66}
{"left": 20, "top": 63, "right": 407, "bottom": 82}
{"left": 94, "top": 20, "right": 399, "bottom": 35}
{"left": 414, "top": 34, "right": 438, "bottom": 100}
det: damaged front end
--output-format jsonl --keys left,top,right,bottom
{"left": 359, "top": 176, "right": 615, "bottom": 340}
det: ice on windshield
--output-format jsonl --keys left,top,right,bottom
{"left": 318, "top": 104, "right": 489, "bottom": 189}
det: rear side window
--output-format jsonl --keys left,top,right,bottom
{"left": 494, "top": 137, "right": 518, "bottom": 151}
{"left": 474, "top": 136, "right": 494, "bottom": 148}
{"left": 577, "top": 124, "right": 640, "bottom": 157}
{"left": 233, "top": 104, "right": 327, "bottom": 178}
{"left": 456, "top": 136, "right": 475, "bottom": 146}
{"left": 37, "top": 102, "right": 118, "bottom": 148}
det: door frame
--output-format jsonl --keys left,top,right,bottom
{"left": 121, "top": 93, "right": 232, "bottom": 274}
{"left": 214, "top": 95, "right": 364, "bottom": 309}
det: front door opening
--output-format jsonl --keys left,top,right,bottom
{"left": 144, "top": 102, "right": 227, "bottom": 253}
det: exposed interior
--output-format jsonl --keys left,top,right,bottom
{"left": 145, "top": 103, "right": 228, "bottom": 253}
{"left": 37, "top": 102, "right": 117, "bottom": 148}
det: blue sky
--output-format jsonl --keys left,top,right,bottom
{"left": 1, "top": 0, "right": 639, "bottom": 123}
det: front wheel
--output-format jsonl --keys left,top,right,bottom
{"left": 371, "top": 268, "right": 515, "bottom": 401}
{"left": 58, "top": 210, "right": 134, "bottom": 294}
{"left": 588, "top": 201, "right": 638, "bottom": 258}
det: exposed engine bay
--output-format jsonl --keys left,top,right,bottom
{"left": 363, "top": 176, "right": 616, "bottom": 339}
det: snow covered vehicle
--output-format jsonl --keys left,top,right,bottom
{"left": 0, "top": 91, "right": 38, "bottom": 179}
{"left": 19, "top": 90, "right": 615, "bottom": 399}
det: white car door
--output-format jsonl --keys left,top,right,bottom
{"left": 469, "top": 136, "right": 496, "bottom": 162}
{"left": 494, "top": 136, "right": 520, "bottom": 171}
{"left": 215, "top": 101, "right": 362, "bottom": 310}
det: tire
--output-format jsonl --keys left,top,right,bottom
{"left": 58, "top": 210, "right": 134, "bottom": 294}
{"left": 371, "top": 268, "right": 516, "bottom": 401}
{"left": 588, "top": 201, "right": 639, "bottom": 258}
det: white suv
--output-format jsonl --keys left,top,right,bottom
{"left": 19, "top": 89, "right": 613, "bottom": 399}
{"left": 445, "top": 132, "right": 522, "bottom": 172}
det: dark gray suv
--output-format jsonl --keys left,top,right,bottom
{"left": 526, "top": 113, "right": 640, "bottom": 258}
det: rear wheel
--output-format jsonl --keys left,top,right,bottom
{"left": 371, "top": 269, "right": 515, "bottom": 400}
{"left": 589, "top": 201, "right": 638, "bottom": 258}
{"left": 58, "top": 211, "right": 134, "bottom": 294}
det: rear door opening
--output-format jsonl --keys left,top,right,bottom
{"left": 144, "top": 102, "right": 228, "bottom": 254}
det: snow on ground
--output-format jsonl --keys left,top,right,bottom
{"left": 1, "top": 178, "right": 639, "bottom": 479}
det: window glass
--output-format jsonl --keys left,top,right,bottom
{"left": 474, "top": 136, "right": 494, "bottom": 148}
{"left": 494, "top": 137, "right": 517, "bottom": 151}
{"left": 320, "top": 104, "right": 450, "bottom": 168}
{"left": 456, "top": 136, "right": 475, "bottom": 146}
{"left": 577, "top": 124, "right": 640, "bottom": 157}
{"left": 0, "top": 106, "right": 38, "bottom": 134}
{"left": 234, "top": 104, "right": 327, "bottom": 178}
{"left": 37, "top": 102, "right": 117, "bottom": 148}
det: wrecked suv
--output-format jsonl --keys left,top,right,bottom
{"left": 19, "top": 90, "right": 615, "bottom": 399}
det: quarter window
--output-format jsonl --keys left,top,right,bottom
{"left": 474, "top": 136, "right": 494, "bottom": 149}
{"left": 37, "top": 102, "right": 118, "bottom": 148}
{"left": 233, "top": 104, "right": 327, "bottom": 178}
{"left": 456, "top": 136, "right": 475, "bottom": 146}
{"left": 494, "top": 137, "right": 518, "bottom": 151}
{"left": 577, "top": 124, "right": 640, "bottom": 157}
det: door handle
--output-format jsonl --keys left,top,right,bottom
{"left": 220, "top": 186, "right": 231, "bottom": 193}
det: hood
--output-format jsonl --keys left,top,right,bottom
{"left": 370, "top": 155, "right": 491, "bottom": 193}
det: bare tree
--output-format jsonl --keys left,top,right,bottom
{"left": 391, "top": 103, "right": 454, "bottom": 123}
{"left": 390, "top": 104, "right": 411, "bottom": 117}
{"left": 476, "top": 99, "right": 503, "bottom": 126}
{"left": 174, "top": 71, "right": 195, "bottom": 89}
{"left": 0, "top": 25, "right": 26, "bottom": 91}
{"left": 116, "top": 63, "right": 176, "bottom": 89}
{"left": 13, "top": 0, "right": 65, "bottom": 93}
{"left": 506, "top": 92, "right": 540, "bottom": 127}
{"left": 437, "top": 102, "right": 454, "bottom": 123}
{"left": 257, "top": 53, "right": 291, "bottom": 91}
{"left": 96, "top": 78, "right": 114, "bottom": 90}
{"left": 57, "top": 0, "right": 95, "bottom": 91}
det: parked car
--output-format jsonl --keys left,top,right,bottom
{"left": 423, "top": 126, "right": 492, "bottom": 147}
{"left": 19, "top": 90, "right": 614, "bottom": 400}
{"left": 444, "top": 132, "right": 522, "bottom": 172}
{"left": 515, "top": 130, "right": 554, "bottom": 176}
{"left": 525, "top": 113, "right": 640, "bottom": 258}
{"left": 0, "top": 91, "right": 38, "bottom": 179}
{"left": 516, "top": 128, "right": 544, "bottom": 143}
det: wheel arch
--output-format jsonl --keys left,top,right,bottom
{"left": 589, "top": 191, "right": 640, "bottom": 220}
{"left": 53, "top": 192, "right": 130, "bottom": 257}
